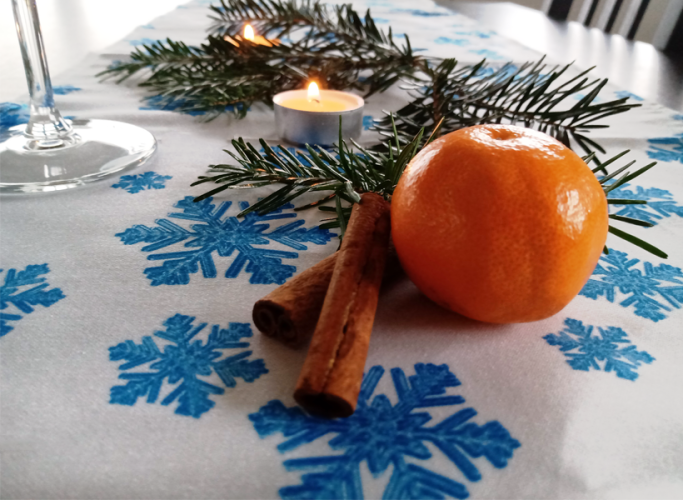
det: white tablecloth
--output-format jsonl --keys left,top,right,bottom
{"left": 2, "top": 1, "right": 683, "bottom": 498}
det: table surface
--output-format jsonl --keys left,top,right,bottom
{"left": 2, "top": 1, "right": 683, "bottom": 499}
{"left": 2, "top": 1, "right": 682, "bottom": 111}
{"left": 440, "top": 1, "right": 683, "bottom": 113}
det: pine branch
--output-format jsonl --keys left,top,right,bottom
{"left": 191, "top": 117, "right": 426, "bottom": 231}
{"left": 98, "top": 0, "right": 421, "bottom": 116}
{"left": 588, "top": 153, "right": 666, "bottom": 258}
{"left": 192, "top": 121, "right": 664, "bottom": 258}
{"left": 372, "top": 58, "right": 640, "bottom": 153}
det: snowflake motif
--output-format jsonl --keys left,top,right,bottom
{"left": 140, "top": 95, "right": 206, "bottom": 116}
{"left": 0, "top": 264, "right": 65, "bottom": 337}
{"left": 474, "top": 64, "right": 519, "bottom": 80}
{"left": 129, "top": 37, "right": 160, "bottom": 46}
{"left": 112, "top": 171, "right": 172, "bottom": 194}
{"left": 52, "top": 85, "right": 81, "bottom": 95}
{"left": 673, "top": 114, "right": 683, "bottom": 121}
{"left": 469, "top": 49, "right": 505, "bottom": 60}
{"left": 579, "top": 250, "right": 683, "bottom": 322}
{"left": 140, "top": 95, "right": 245, "bottom": 116}
{"left": 373, "top": 17, "right": 389, "bottom": 23}
{"left": 614, "top": 90, "right": 643, "bottom": 101}
{"left": 544, "top": 318, "right": 654, "bottom": 381}
{"left": 116, "top": 197, "right": 334, "bottom": 286}
{"left": 454, "top": 30, "right": 494, "bottom": 39}
{"left": 362, "top": 116, "right": 375, "bottom": 130}
{"left": 109, "top": 314, "right": 267, "bottom": 418}
{"left": 0, "top": 102, "right": 29, "bottom": 133}
{"left": 250, "top": 363, "right": 520, "bottom": 500}
{"left": 434, "top": 37, "right": 470, "bottom": 46}
{"left": 390, "top": 9, "right": 450, "bottom": 16}
{"left": 647, "top": 133, "right": 683, "bottom": 164}
{"left": 607, "top": 183, "right": 683, "bottom": 225}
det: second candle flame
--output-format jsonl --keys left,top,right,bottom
{"left": 307, "top": 82, "right": 320, "bottom": 104}
{"left": 244, "top": 24, "right": 255, "bottom": 41}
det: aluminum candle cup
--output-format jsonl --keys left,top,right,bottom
{"left": 274, "top": 90, "right": 364, "bottom": 146}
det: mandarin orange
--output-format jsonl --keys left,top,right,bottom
{"left": 391, "top": 124, "right": 608, "bottom": 323}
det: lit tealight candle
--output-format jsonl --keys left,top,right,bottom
{"left": 224, "top": 24, "right": 279, "bottom": 47}
{"left": 273, "top": 82, "right": 364, "bottom": 146}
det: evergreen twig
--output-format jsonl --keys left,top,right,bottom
{"left": 372, "top": 58, "right": 640, "bottom": 153}
{"left": 193, "top": 124, "right": 664, "bottom": 258}
{"left": 98, "top": 0, "right": 421, "bottom": 117}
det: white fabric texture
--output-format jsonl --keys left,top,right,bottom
{"left": 1, "top": 1, "right": 683, "bottom": 499}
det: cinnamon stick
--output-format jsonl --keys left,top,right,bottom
{"left": 253, "top": 253, "right": 337, "bottom": 348}
{"left": 252, "top": 238, "right": 401, "bottom": 349}
{"left": 293, "top": 193, "right": 391, "bottom": 419}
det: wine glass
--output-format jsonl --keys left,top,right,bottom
{"left": 0, "top": 0, "right": 156, "bottom": 193}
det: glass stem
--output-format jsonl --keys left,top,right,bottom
{"left": 12, "top": 0, "right": 72, "bottom": 146}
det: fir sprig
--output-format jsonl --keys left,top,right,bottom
{"left": 192, "top": 123, "right": 664, "bottom": 257}
{"left": 372, "top": 58, "right": 640, "bottom": 155}
{"left": 209, "top": 0, "right": 423, "bottom": 96}
{"left": 191, "top": 117, "right": 428, "bottom": 235}
{"left": 98, "top": 0, "right": 421, "bottom": 116}
{"left": 100, "top": 0, "right": 639, "bottom": 146}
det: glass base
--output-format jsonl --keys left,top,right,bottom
{"left": 0, "top": 119, "right": 157, "bottom": 193}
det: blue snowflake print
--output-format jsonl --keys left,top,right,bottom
{"left": 250, "top": 363, "right": 520, "bottom": 500}
{"left": 608, "top": 183, "right": 683, "bottom": 225}
{"left": 390, "top": 9, "right": 450, "bottom": 16}
{"left": 52, "top": 85, "right": 81, "bottom": 95}
{"left": 373, "top": 17, "right": 389, "bottom": 23}
{"left": 614, "top": 90, "right": 643, "bottom": 101}
{"left": 362, "top": 116, "right": 375, "bottom": 130}
{"left": 129, "top": 37, "right": 161, "bottom": 46}
{"left": 109, "top": 314, "right": 267, "bottom": 418}
{"left": 0, "top": 264, "right": 65, "bottom": 337}
{"left": 580, "top": 250, "right": 683, "bottom": 322}
{"left": 474, "top": 64, "right": 519, "bottom": 80}
{"left": 0, "top": 102, "right": 29, "bottom": 133}
{"left": 112, "top": 171, "right": 172, "bottom": 194}
{"left": 140, "top": 95, "right": 205, "bottom": 116}
{"left": 454, "top": 30, "right": 494, "bottom": 39}
{"left": 434, "top": 37, "right": 469, "bottom": 46}
{"left": 116, "top": 197, "right": 334, "bottom": 286}
{"left": 469, "top": 49, "right": 505, "bottom": 60}
{"left": 673, "top": 114, "right": 683, "bottom": 121}
{"left": 544, "top": 318, "right": 654, "bottom": 381}
{"left": 140, "top": 95, "right": 245, "bottom": 116}
{"left": 141, "top": 23, "right": 155, "bottom": 29}
{"left": 647, "top": 133, "right": 683, "bottom": 164}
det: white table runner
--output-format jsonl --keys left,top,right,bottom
{"left": 2, "top": 1, "right": 683, "bottom": 498}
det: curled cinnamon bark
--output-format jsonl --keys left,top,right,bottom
{"left": 294, "top": 193, "right": 391, "bottom": 418}
{"left": 252, "top": 243, "right": 400, "bottom": 349}
{"left": 253, "top": 253, "right": 337, "bottom": 348}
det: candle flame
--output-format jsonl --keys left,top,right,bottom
{"left": 307, "top": 82, "right": 320, "bottom": 103}
{"left": 244, "top": 24, "right": 255, "bottom": 41}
